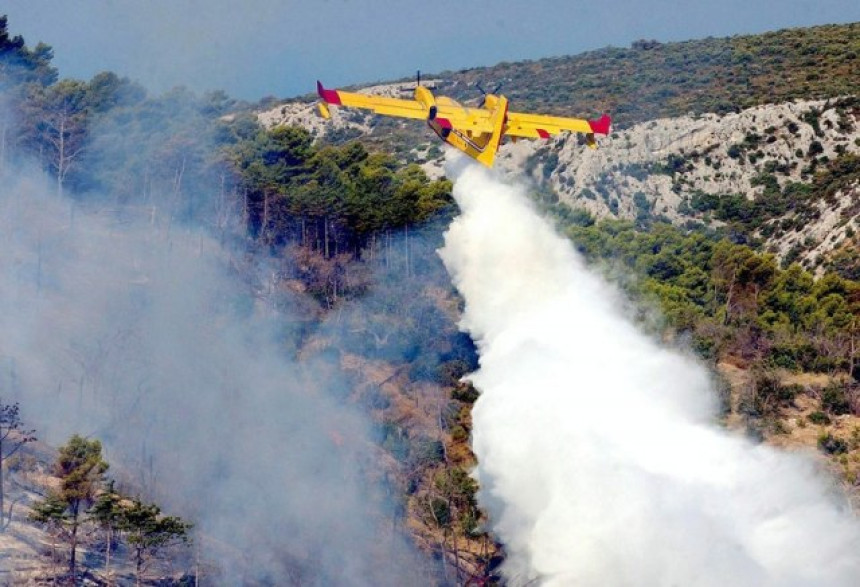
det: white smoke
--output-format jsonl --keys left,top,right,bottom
{"left": 0, "top": 169, "right": 428, "bottom": 585}
{"left": 438, "top": 158, "right": 860, "bottom": 586}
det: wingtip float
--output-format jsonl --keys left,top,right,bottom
{"left": 316, "top": 79, "right": 610, "bottom": 167}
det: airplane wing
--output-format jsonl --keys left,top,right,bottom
{"left": 317, "top": 82, "right": 495, "bottom": 131}
{"left": 505, "top": 111, "right": 611, "bottom": 140}
{"left": 317, "top": 81, "right": 610, "bottom": 146}
{"left": 317, "top": 81, "right": 427, "bottom": 120}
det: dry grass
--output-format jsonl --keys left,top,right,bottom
{"left": 718, "top": 361, "right": 860, "bottom": 501}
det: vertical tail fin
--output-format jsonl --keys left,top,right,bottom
{"left": 475, "top": 96, "right": 508, "bottom": 167}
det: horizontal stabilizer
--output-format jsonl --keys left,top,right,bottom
{"left": 588, "top": 113, "right": 611, "bottom": 135}
{"left": 316, "top": 81, "right": 342, "bottom": 105}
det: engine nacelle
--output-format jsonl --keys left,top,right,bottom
{"left": 414, "top": 86, "right": 438, "bottom": 120}
{"left": 482, "top": 94, "right": 499, "bottom": 110}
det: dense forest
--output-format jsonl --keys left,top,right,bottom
{"left": 2, "top": 14, "right": 860, "bottom": 585}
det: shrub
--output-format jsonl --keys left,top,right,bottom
{"left": 452, "top": 382, "right": 480, "bottom": 403}
{"left": 412, "top": 438, "right": 445, "bottom": 465}
{"left": 808, "top": 141, "right": 824, "bottom": 157}
{"left": 754, "top": 373, "right": 802, "bottom": 415}
{"left": 821, "top": 384, "right": 851, "bottom": 415}
{"left": 818, "top": 432, "right": 848, "bottom": 454}
{"left": 429, "top": 497, "right": 451, "bottom": 526}
{"left": 450, "top": 425, "right": 468, "bottom": 443}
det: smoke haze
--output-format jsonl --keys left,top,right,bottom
{"left": 0, "top": 169, "right": 426, "bottom": 585}
{"left": 439, "top": 159, "right": 860, "bottom": 586}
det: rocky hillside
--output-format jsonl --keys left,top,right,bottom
{"left": 500, "top": 96, "right": 860, "bottom": 270}
{"left": 0, "top": 442, "right": 57, "bottom": 585}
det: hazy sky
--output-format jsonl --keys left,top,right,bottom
{"left": 4, "top": 1, "right": 859, "bottom": 101}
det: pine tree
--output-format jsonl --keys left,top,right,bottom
{"left": 120, "top": 498, "right": 192, "bottom": 586}
{"left": 30, "top": 435, "right": 108, "bottom": 582}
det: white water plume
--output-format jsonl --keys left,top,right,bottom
{"left": 438, "top": 158, "right": 860, "bottom": 586}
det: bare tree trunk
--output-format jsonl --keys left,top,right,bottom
{"left": 404, "top": 225, "right": 411, "bottom": 279}
{"left": 105, "top": 525, "right": 112, "bottom": 587}
{"left": 262, "top": 191, "right": 269, "bottom": 242}
{"left": 0, "top": 445, "right": 4, "bottom": 530}
{"left": 173, "top": 157, "right": 186, "bottom": 198}
{"left": 57, "top": 116, "right": 66, "bottom": 199}
{"left": 69, "top": 505, "right": 79, "bottom": 582}
{"left": 301, "top": 215, "right": 306, "bottom": 247}
{"left": 723, "top": 268, "right": 737, "bottom": 326}
{"left": 4, "top": 499, "right": 18, "bottom": 532}
{"left": 324, "top": 216, "right": 330, "bottom": 258}
{"left": 386, "top": 229, "right": 391, "bottom": 269}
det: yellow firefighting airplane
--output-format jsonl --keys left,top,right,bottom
{"left": 316, "top": 79, "right": 611, "bottom": 167}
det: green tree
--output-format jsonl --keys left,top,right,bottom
{"left": 21, "top": 79, "right": 91, "bottom": 196}
{"left": 0, "top": 16, "right": 57, "bottom": 88}
{"left": 120, "top": 498, "right": 192, "bottom": 587}
{"left": 30, "top": 435, "right": 108, "bottom": 582}
{"left": 84, "top": 71, "right": 145, "bottom": 114}
{"left": 711, "top": 241, "right": 776, "bottom": 325}
{"left": 0, "top": 399, "right": 36, "bottom": 530}
{"left": 0, "top": 15, "right": 57, "bottom": 171}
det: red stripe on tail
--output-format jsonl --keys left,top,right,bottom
{"left": 588, "top": 114, "right": 611, "bottom": 135}
{"left": 317, "top": 81, "right": 342, "bottom": 106}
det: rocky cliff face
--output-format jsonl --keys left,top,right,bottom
{"left": 496, "top": 97, "right": 859, "bottom": 268}
{"left": 502, "top": 99, "right": 855, "bottom": 213}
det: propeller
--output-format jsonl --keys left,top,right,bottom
{"left": 476, "top": 81, "right": 504, "bottom": 107}
{"left": 412, "top": 70, "right": 439, "bottom": 91}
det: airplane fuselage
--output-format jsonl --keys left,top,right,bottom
{"left": 422, "top": 88, "right": 508, "bottom": 167}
